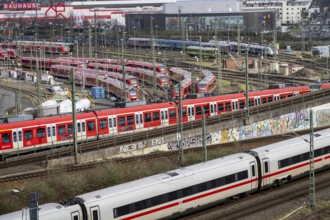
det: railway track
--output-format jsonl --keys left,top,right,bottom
{"left": 2, "top": 126, "right": 329, "bottom": 184}
{"left": 0, "top": 83, "right": 46, "bottom": 104}
{"left": 179, "top": 168, "right": 330, "bottom": 220}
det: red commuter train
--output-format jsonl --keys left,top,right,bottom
{"left": 49, "top": 65, "right": 139, "bottom": 101}
{"left": 0, "top": 85, "right": 311, "bottom": 154}
{"left": 197, "top": 70, "right": 216, "bottom": 94}
{"left": 0, "top": 42, "right": 70, "bottom": 54}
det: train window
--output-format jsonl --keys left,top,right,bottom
{"left": 324, "top": 146, "right": 330, "bottom": 154}
{"left": 195, "top": 182, "right": 208, "bottom": 193}
{"left": 268, "top": 97, "right": 273, "bottom": 102}
{"left": 19, "top": 131, "right": 22, "bottom": 141}
{"left": 170, "top": 110, "right": 176, "bottom": 118}
{"left": 224, "top": 174, "right": 236, "bottom": 184}
{"left": 217, "top": 103, "right": 224, "bottom": 112}
{"left": 264, "top": 161, "right": 269, "bottom": 173}
{"left": 237, "top": 170, "right": 248, "bottom": 180}
{"left": 203, "top": 105, "right": 209, "bottom": 114}
{"left": 118, "top": 117, "right": 125, "bottom": 126}
{"left": 225, "top": 103, "right": 231, "bottom": 111}
{"left": 47, "top": 127, "right": 51, "bottom": 137}
{"left": 68, "top": 125, "right": 73, "bottom": 134}
{"left": 13, "top": 132, "right": 17, "bottom": 142}
{"left": 100, "top": 119, "right": 107, "bottom": 129}
{"left": 181, "top": 186, "right": 194, "bottom": 197}
{"left": 127, "top": 116, "right": 134, "bottom": 125}
{"left": 150, "top": 194, "right": 165, "bottom": 207}
{"left": 153, "top": 112, "right": 160, "bottom": 121}
{"left": 196, "top": 106, "right": 202, "bottom": 115}
{"left": 58, "top": 126, "right": 66, "bottom": 135}
{"left": 92, "top": 209, "right": 99, "bottom": 220}
{"left": 52, "top": 127, "right": 56, "bottom": 136}
{"left": 134, "top": 200, "right": 148, "bottom": 212}
{"left": 2, "top": 133, "right": 10, "bottom": 144}
{"left": 37, "top": 128, "right": 45, "bottom": 138}
{"left": 262, "top": 98, "right": 267, "bottom": 104}
{"left": 88, "top": 121, "right": 95, "bottom": 131}
{"left": 167, "top": 191, "right": 179, "bottom": 201}
{"left": 251, "top": 165, "right": 255, "bottom": 177}
{"left": 144, "top": 113, "right": 151, "bottom": 122}
{"left": 315, "top": 149, "right": 323, "bottom": 157}
{"left": 182, "top": 109, "right": 187, "bottom": 117}
{"left": 239, "top": 101, "right": 245, "bottom": 109}
{"left": 24, "top": 130, "right": 33, "bottom": 140}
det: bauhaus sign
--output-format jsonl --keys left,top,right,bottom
{"left": 4, "top": 3, "right": 37, "bottom": 10}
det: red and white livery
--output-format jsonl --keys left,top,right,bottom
{"left": 2, "top": 128, "right": 330, "bottom": 220}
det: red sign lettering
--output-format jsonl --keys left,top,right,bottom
{"left": 3, "top": 3, "right": 37, "bottom": 10}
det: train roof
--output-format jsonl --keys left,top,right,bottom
{"left": 251, "top": 128, "right": 330, "bottom": 156}
{"left": 199, "top": 70, "right": 216, "bottom": 85}
{"left": 74, "top": 153, "right": 254, "bottom": 203}
{"left": 0, "top": 112, "right": 95, "bottom": 129}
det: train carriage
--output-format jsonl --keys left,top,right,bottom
{"left": 64, "top": 152, "right": 258, "bottom": 220}
{"left": 0, "top": 85, "right": 311, "bottom": 154}
{"left": 197, "top": 70, "right": 216, "bottom": 94}
{"left": 250, "top": 128, "right": 330, "bottom": 188}
{"left": 0, "top": 112, "right": 96, "bottom": 152}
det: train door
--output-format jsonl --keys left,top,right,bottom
{"left": 231, "top": 99, "right": 239, "bottom": 111}
{"left": 161, "top": 109, "right": 169, "bottom": 126}
{"left": 250, "top": 161, "right": 258, "bottom": 189}
{"left": 108, "top": 116, "right": 117, "bottom": 135}
{"left": 187, "top": 105, "right": 195, "bottom": 121}
{"left": 254, "top": 97, "right": 261, "bottom": 106}
{"left": 12, "top": 128, "right": 23, "bottom": 149}
{"left": 262, "top": 158, "right": 270, "bottom": 186}
{"left": 135, "top": 112, "right": 143, "bottom": 130}
{"left": 46, "top": 124, "right": 56, "bottom": 144}
{"left": 77, "top": 120, "right": 87, "bottom": 141}
{"left": 210, "top": 102, "right": 217, "bottom": 116}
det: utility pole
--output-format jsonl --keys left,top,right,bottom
{"left": 244, "top": 51, "right": 249, "bottom": 121}
{"left": 88, "top": 25, "right": 92, "bottom": 58}
{"left": 71, "top": 68, "right": 78, "bottom": 164}
{"left": 121, "top": 32, "right": 126, "bottom": 102}
{"left": 309, "top": 110, "right": 315, "bottom": 209}
{"left": 273, "top": 30, "right": 277, "bottom": 73}
{"left": 237, "top": 20, "right": 241, "bottom": 64}
{"left": 36, "top": 49, "right": 41, "bottom": 117}
{"left": 199, "top": 36, "right": 202, "bottom": 73}
{"left": 151, "top": 16, "right": 156, "bottom": 96}
{"left": 178, "top": 82, "right": 184, "bottom": 166}
{"left": 202, "top": 107, "right": 207, "bottom": 162}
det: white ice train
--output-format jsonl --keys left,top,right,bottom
{"left": 2, "top": 128, "right": 330, "bottom": 220}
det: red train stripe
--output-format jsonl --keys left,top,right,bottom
{"left": 182, "top": 178, "right": 258, "bottom": 203}
{"left": 262, "top": 158, "right": 323, "bottom": 179}
{"left": 121, "top": 202, "right": 179, "bottom": 220}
